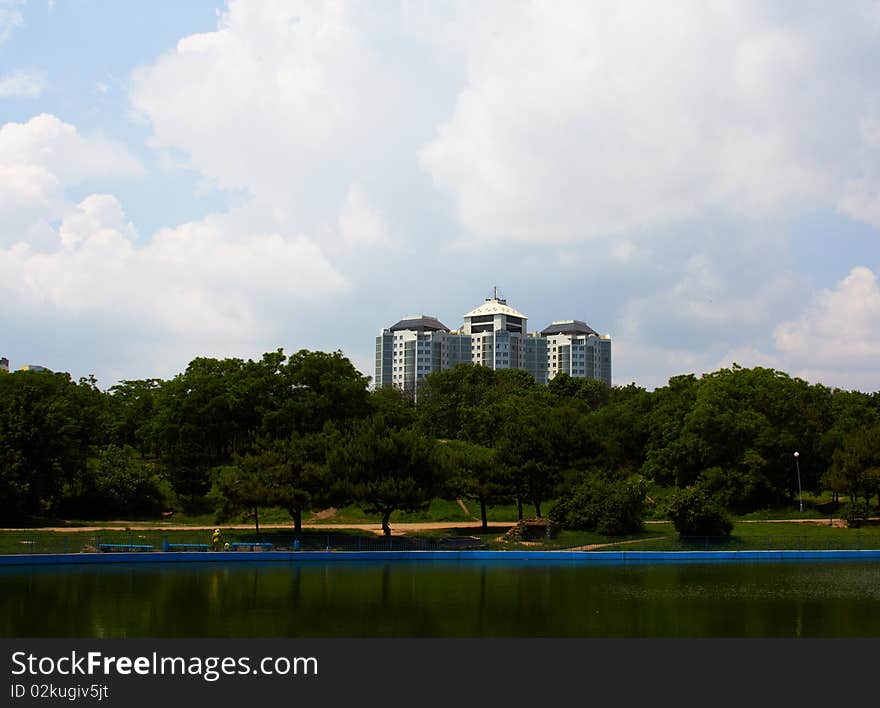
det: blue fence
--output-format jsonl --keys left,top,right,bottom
{"left": 1, "top": 531, "right": 876, "bottom": 556}
{"left": 0, "top": 531, "right": 486, "bottom": 555}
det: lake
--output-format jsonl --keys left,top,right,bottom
{"left": 3, "top": 558, "right": 880, "bottom": 637}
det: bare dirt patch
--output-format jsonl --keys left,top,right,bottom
{"left": 309, "top": 507, "right": 338, "bottom": 521}
{"left": 0, "top": 521, "right": 515, "bottom": 535}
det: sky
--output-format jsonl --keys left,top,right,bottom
{"left": 2, "top": 0, "right": 880, "bottom": 392}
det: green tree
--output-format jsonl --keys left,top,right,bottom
{"left": 66, "top": 444, "right": 167, "bottom": 518}
{"left": 828, "top": 424, "right": 880, "bottom": 505}
{"left": 214, "top": 458, "right": 281, "bottom": 534}
{"left": 437, "top": 439, "right": 513, "bottom": 530}
{"left": 548, "top": 373, "right": 611, "bottom": 410}
{"left": 331, "top": 417, "right": 442, "bottom": 536}
{"left": 666, "top": 486, "right": 733, "bottom": 537}
{"left": 495, "top": 391, "right": 600, "bottom": 517}
{"left": 550, "top": 473, "right": 647, "bottom": 536}
{"left": 0, "top": 369, "right": 109, "bottom": 519}
{"left": 416, "top": 365, "right": 534, "bottom": 440}
{"left": 641, "top": 366, "right": 833, "bottom": 512}
{"left": 105, "top": 379, "right": 162, "bottom": 456}
{"left": 233, "top": 433, "right": 333, "bottom": 534}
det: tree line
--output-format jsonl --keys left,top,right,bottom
{"left": 1, "top": 349, "right": 879, "bottom": 535}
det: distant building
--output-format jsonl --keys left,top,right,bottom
{"left": 18, "top": 364, "right": 51, "bottom": 373}
{"left": 375, "top": 290, "right": 611, "bottom": 394}
{"left": 0, "top": 357, "right": 8, "bottom": 373}
{"left": 541, "top": 320, "right": 611, "bottom": 385}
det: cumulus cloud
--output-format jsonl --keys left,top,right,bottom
{"left": 608, "top": 238, "right": 805, "bottom": 388}
{"left": 417, "top": 1, "right": 879, "bottom": 244}
{"left": 0, "top": 70, "right": 46, "bottom": 98}
{"left": 0, "top": 107, "right": 348, "bottom": 379}
{"left": 0, "top": 113, "right": 141, "bottom": 184}
{"left": 338, "top": 184, "right": 390, "bottom": 250}
{"left": 772, "top": 266, "right": 880, "bottom": 390}
{"left": 0, "top": 196, "right": 348, "bottom": 348}
{"left": 130, "top": 0, "right": 401, "bottom": 220}
{"left": 0, "top": 1, "right": 23, "bottom": 44}
{"left": 7, "top": 2, "right": 880, "bottom": 390}
{"left": 0, "top": 114, "right": 142, "bottom": 247}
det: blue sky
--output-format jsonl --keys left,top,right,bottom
{"left": 2, "top": 0, "right": 880, "bottom": 391}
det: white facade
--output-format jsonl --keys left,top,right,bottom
{"left": 542, "top": 320, "right": 612, "bottom": 385}
{"left": 376, "top": 295, "right": 611, "bottom": 393}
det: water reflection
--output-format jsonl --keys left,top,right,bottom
{"left": 1, "top": 560, "right": 880, "bottom": 638}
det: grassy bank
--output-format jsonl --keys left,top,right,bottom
{"left": 4, "top": 519, "right": 880, "bottom": 555}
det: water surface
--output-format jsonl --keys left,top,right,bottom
{"left": 2, "top": 559, "right": 879, "bottom": 637}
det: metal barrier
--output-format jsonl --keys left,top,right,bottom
{"left": 579, "top": 535, "right": 870, "bottom": 552}
{"left": 0, "top": 531, "right": 488, "bottom": 555}
{"left": 3, "top": 531, "right": 876, "bottom": 555}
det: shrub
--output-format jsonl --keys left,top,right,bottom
{"left": 65, "top": 445, "right": 168, "bottom": 517}
{"left": 666, "top": 486, "right": 733, "bottom": 537}
{"left": 841, "top": 500, "right": 871, "bottom": 528}
{"left": 550, "top": 475, "right": 647, "bottom": 536}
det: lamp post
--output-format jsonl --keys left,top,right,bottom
{"left": 793, "top": 451, "right": 803, "bottom": 513}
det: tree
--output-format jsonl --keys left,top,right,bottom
{"left": 828, "top": 424, "right": 880, "bottom": 505}
{"left": 262, "top": 349, "right": 371, "bottom": 438}
{"left": 215, "top": 458, "right": 280, "bottom": 534}
{"left": 0, "top": 369, "right": 108, "bottom": 520}
{"left": 233, "top": 433, "right": 333, "bottom": 534}
{"left": 551, "top": 473, "right": 647, "bottom": 535}
{"left": 65, "top": 444, "right": 167, "bottom": 518}
{"left": 106, "top": 378, "right": 162, "bottom": 456}
{"left": 641, "top": 366, "right": 833, "bottom": 511}
{"left": 495, "top": 391, "right": 600, "bottom": 518}
{"left": 153, "top": 348, "right": 371, "bottom": 509}
{"left": 548, "top": 373, "right": 611, "bottom": 410}
{"left": 437, "top": 439, "right": 513, "bottom": 531}
{"left": 152, "top": 357, "right": 254, "bottom": 505}
{"left": 666, "top": 486, "right": 733, "bottom": 537}
{"left": 331, "top": 417, "right": 442, "bottom": 536}
{"left": 416, "top": 365, "right": 534, "bottom": 440}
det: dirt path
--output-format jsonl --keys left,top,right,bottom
{"left": 568, "top": 536, "right": 668, "bottom": 551}
{"left": 456, "top": 499, "right": 476, "bottom": 519}
{"left": 1, "top": 517, "right": 852, "bottom": 535}
{"left": 0, "top": 521, "right": 515, "bottom": 536}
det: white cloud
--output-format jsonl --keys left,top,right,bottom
{"left": 0, "top": 114, "right": 142, "bottom": 184}
{"left": 0, "top": 108, "right": 348, "bottom": 376}
{"left": 0, "top": 70, "right": 46, "bottom": 98}
{"left": 130, "top": 0, "right": 400, "bottom": 216}
{"left": 772, "top": 266, "right": 880, "bottom": 390}
{"left": 338, "top": 184, "right": 390, "bottom": 250}
{"left": 417, "top": 1, "right": 878, "bottom": 244}
{"left": 0, "top": 114, "right": 143, "bottom": 246}
{"left": 609, "top": 241, "right": 804, "bottom": 388}
{"left": 0, "top": 1, "right": 23, "bottom": 44}
{"left": 610, "top": 239, "right": 637, "bottom": 263}
{"left": 838, "top": 182, "right": 880, "bottom": 229}
{"left": 0, "top": 196, "right": 348, "bottom": 349}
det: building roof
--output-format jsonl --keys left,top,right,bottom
{"left": 389, "top": 315, "right": 450, "bottom": 333}
{"left": 540, "top": 319, "right": 599, "bottom": 337}
{"left": 463, "top": 298, "right": 528, "bottom": 320}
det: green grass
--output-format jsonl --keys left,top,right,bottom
{"left": 5, "top": 519, "right": 880, "bottom": 554}
{"left": 481, "top": 528, "right": 671, "bottom": 551}
{"left": 0, "top": 527, "right": 382, "bottom": 555}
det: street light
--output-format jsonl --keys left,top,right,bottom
{"left": 793, "top": 451, "right": 803, "bottom": 512}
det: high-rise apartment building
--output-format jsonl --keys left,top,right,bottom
{"left": 375, "top": 291, "right": 611, "bottom": 393}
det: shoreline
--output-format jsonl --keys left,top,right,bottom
{"left": 3, "top": 548, "right": 880, "bottom": 566}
